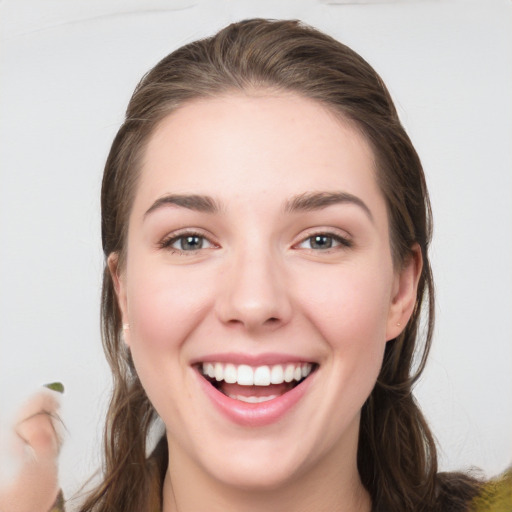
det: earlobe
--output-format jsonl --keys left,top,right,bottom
{"left": 107, "top": 253, "right": 130, "bottom": 345}
{"left": 386, "top": 244, "right": 423, "bottom": 341}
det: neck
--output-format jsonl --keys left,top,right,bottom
{"left": 162, "top": 434, "right": 371, "bottom": 512}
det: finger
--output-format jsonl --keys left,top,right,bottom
{"left": 14, "top": 390, "right": 64, "bottom": 459}
{"left": 16, "top": 413, "right": 61, "bottom": 460}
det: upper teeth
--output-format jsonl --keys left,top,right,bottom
{"left": 201, "top": 362, "right": 313, "bottom": 386}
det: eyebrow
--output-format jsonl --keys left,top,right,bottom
{"left": 285, "top": 191, "right": 374, "bottom": 222}
{"left": 143, "top": 191, "right": 373, "bottom": 221}
{"left": 144, "top": 194, "right": 221, "bottom": 217}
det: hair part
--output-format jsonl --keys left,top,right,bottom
{"left": 80, "top": 18, "right": 481, "bottom": 512}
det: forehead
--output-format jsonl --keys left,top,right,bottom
{"left": 135, "top": 92, "right": 384, "bottom": 217}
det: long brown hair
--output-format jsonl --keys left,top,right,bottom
{"left": 80, "top": 19, "right": 480, "bottom": 512}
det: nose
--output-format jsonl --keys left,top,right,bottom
{"left": 215, "top": 246, "right": 293, "bottom": 332}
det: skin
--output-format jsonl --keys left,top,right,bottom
{"left": 110, "top": 92, "right": 422, "bottom": 512}
{"left": 0, "top": 391, "right": 61, "bottom": 512}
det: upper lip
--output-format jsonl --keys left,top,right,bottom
{"left": 190, "top": 352, "right": 317, "bottom": 366}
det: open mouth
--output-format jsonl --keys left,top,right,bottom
{"left": 198, "top": 362, "right": 318, "bottom": 403}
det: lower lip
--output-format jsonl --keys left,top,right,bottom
{"left": 196, "top": 370, "right": 315, "bottom": 427}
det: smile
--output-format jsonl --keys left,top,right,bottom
{"left": 196, "top": 360, "right": 317, "bottom": 425}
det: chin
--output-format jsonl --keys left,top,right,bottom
{"left": 209, "top": 458, "right": 304, "bottom": 493}
{"left": 192, "top": 434, "right": 323, "bottom": 493}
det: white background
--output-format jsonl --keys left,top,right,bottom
{"left": 1, "top": 0, "right": 511, "bottom": 503}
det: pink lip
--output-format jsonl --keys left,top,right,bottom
{"left": 191, "top": 352, "right": 314, "bottom": 366}
{"left": 195, "top": 367, "right": 316, "bottom": 427}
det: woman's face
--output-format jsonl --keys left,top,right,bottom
{"left": 112, "top": 93, "right": 419, "bottom": 491}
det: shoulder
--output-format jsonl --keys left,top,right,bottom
{"left": 470, "top": 467, "right": 512, "bottom": 512}
{"left": 434, "top": 468, "right": 512, "bottom": 512}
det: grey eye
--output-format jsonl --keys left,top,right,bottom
{"left": 296, "top": 233, "right": 352, "bottom": 251}
{"left": 176, "top": 235, "right": 204, "bottom": 251}
{"left": 160, "top": 232, "right": 215, "bottom": 253}
{"left": 308, "top": 235, "right": 334, "bottom": 250}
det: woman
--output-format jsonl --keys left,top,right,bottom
{"left": 87, "top": 17, "right": 486, "bottom": 511}
{"left": 3, "top": 18, "right": 498, "bottom": 512}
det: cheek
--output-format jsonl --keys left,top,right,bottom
{"left": 299, "top": 262, "right": 393, "bottom": 350}
{"left": 295, "top": 259, "right": 393, "bottom": 410}
{"left": 122, "top": 261, "right": 214, "bottom": 428}
{"left": 125, "top": 259, "right": 213, "bottom": 354}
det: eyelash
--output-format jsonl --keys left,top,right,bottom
{"left": 158, "top": 230, "right": 352, "bottom": 255}
{"left": 295, "top": 232, "right": 353, "bottom": 251}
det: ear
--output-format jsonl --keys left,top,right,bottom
{"left": 386, "top": 244, "right": 423, "bottom": 341}
{"left": 107, "top": 252, "right": 130, "bottom": 346}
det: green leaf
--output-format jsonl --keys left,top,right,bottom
{"left": 44, "top": 382, "right": 65, "bottom": 393}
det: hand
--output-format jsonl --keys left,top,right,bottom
{"left": 0, "top": 388, "right": 63, "bottom": 512}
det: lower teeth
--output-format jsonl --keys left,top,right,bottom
{"left": 227, "top": 394, "right": 278, "bottom": 403}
